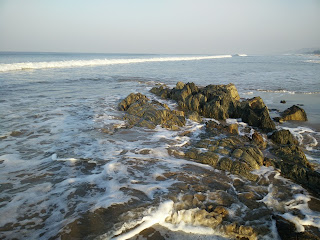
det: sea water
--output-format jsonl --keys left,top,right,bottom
{"left": 0, "top": 52, "right": 319, "bottom": 239}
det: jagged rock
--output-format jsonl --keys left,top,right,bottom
{"left": 274, "top": 215, "right": 320, "bottom": 240}
{"left": 170, "top": 82, "right": 199, "bottom": 103}
{"left": 175, "top": 81, "right": 185, "bottom": 90}
{"left": 217, "top": 157, "right": 259, "bottom": 181}
{"left": 205, "top": 120, "right": 238, "bottom": 136}
{"left": 240, "top": 147, "right": 264, "bottom": 170}
{"left": 270, "top": 129, "right": 299, "bottom": 145}
{"left": 150, "top": 85, "right": 170, "bottom": 98}
{"left": 272, "top": 145, "right": 310, "bottom": 167}
{"left": 150, "top": 82, "right": 276, "bottom": 133}
{"left": 239, "top": 97, "right": 276, "bottom": 132}
{"left": 202, "top": 84, "right": 240, "bottom": 119}
{"left": 120, "top": 93, "right": 186, "bottom": 130}
{"left": 271, "top": 144, "right": 320, "bottom": 196}
{"left": 279, "top": 105, "right": 308, "bottom": 122}
{"left": 118, "top": 93, "right": 148, "bottom": 111}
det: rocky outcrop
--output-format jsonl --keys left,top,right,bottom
{"left": 119, "top": 93, "right": 185, "bottom": 130}
{"left": 120, "top": 83, "right": 319, "bottom": 194}
{"left": 277, "top": 105, "right": 308, "bottom": 122}
{"left": 151, "top": 82, "right": 275, "bottom": 132}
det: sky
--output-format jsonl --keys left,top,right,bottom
{"left": 0, "top": 0, "right": 319, "bottom": 54}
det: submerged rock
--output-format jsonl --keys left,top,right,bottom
{"left": 278, "top": 105, "right": 308, "bottom": 122}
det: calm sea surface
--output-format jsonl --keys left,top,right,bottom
{"left": 0, "top": 52, "right": 319, "bottom": 239}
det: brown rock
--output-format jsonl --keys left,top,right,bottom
{"left": 280, "top": 105, "right": 308, "bottom": 122}
{"left": 252, "top": 131, "right": 267, "bottom": 149}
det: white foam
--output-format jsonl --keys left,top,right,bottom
{"left": 256, "top": 89, "right": 296, "bottom": 94}
{"left": 282, "top": 193, "right": 320, "bottom": 232}
{"left": 111, "top": 201, "right": 174, "bottom": 240}
{"left": 305, "top": 59, "right": 320, "bottom": 64}
{"left": 281, "top": 126, "right": 318, "bottom": 149}
{"left": 0, "top": 55, "right": 232, "bottom": 72}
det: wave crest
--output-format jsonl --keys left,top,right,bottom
{"left": 0, "top": 55, "right": 232, "bottom": 72}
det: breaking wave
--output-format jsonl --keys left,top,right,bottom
{"left": 255, "top": 89, "right": 320, "bottom": 94}
{"left": 0, "top": 55, "right": 232, "bottom": 72}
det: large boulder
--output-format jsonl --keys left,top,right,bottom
{"left": 278, "top": 105, "right": 308, "bottom": 122}
{"left": 201, "top": 84, "right": 240, "bottom": 119}
{"left": 239, "top": 97, "right": 276, "bottom": 132}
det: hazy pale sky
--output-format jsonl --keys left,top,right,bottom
{"left": 1, "top": 0, "right": 319, "bottom": 54}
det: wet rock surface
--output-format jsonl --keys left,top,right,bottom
{"left": 113, "top": 82, "right": 320, "bottom": 240}
{"left": 119, "top": 93, "right": 186, "bottom": 130}
{"left": 276, "top": 105, "right": 308, "bottom": 122}
{"left": 151, "top": 82, "right": 275, "bottom": 132}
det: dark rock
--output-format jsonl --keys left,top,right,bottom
{"left": 150, "top": 82, "right": 276, "bottom": 133}
{"left": 270, "top": 129, "right": 299, "bottom": 145}
{"left": 205, "top": 120, "right": 238, "bottom": 136}
{"left": 271, "top": 144, "right": 320, "bottom": 196}
{"left": 217, "top": 157, "right": 258, "bottom": 181}
{"left": 239, "top": 97, "right": 276, "bottom": 132}
{"left": 279, "top": 105, "right": 308, "bottom": 122}
{"left": 202, "top": 84, "right": 240, "bottom": 119}
{"left": 280, "top": 100, "right": 286, "bottom": 104}
{"left": 274, "top": 215, "right": 320, "bottom": 240}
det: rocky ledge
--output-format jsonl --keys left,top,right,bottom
{"left": 118, "top": 82, "right": 319, "bottom": 239}
{"left": 119, "top": 82, "right": 318, "bottom": 195}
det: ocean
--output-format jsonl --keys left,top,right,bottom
{"left": 0, "top": 52, "right": 319, "bottom": 239}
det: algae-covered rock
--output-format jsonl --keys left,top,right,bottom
{"left": 270, "top": 129, "right": 299, "bottom": 145}
{"left": 118, "top": 93, "right": 149, "bottom": 111}
{"left": 279, "top": 105, "right": 308, "bottom": 122}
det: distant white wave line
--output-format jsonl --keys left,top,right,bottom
{"left": 0, "top": 55, "right": 232, "bottom": 72}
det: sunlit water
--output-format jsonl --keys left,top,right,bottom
{"left": 0, "top": 52, "right": 319, "bottom": 239}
